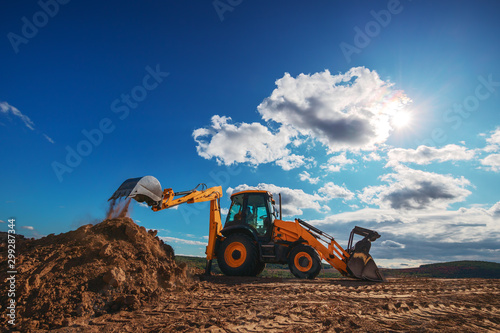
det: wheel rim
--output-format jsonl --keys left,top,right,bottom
{"left": 294, "top": 251, "right": 313, "bottom": 272}
{"left": 225, "top": 242, "right": 247, "bottom": 268}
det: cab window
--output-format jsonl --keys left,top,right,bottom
{"left": 226, "top": 194, "right": 244, "bottom": 224}
{"left": 246, "top": 194, "right": 270, "bottom": 235}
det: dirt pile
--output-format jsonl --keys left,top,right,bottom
{"left": 0, "top": 217, "right": 193, "bottom": 331}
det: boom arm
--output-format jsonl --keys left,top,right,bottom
{"left": 109, "top": 177, "right": 223, "bottom": 274}
{"left": 151, "top": 183, "right": 222, "bottom": 211}
{"left": 150, "top": 184, "right": 223, "bottom": 268}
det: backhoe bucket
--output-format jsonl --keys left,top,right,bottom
{"left": 109, "top": 176, "right": 163, "bottom": 207}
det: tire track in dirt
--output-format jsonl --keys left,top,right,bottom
{"left": 48, "top": 277, "right": 500, "bottom": 332}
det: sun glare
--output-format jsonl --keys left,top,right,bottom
{"left": 392, "top": 111, "right": 412, "bottom": 128}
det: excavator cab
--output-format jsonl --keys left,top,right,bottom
{"left": 223, "top": 191, "right": 275, "bottom": 240}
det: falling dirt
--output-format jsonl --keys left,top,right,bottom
{"left": 106, "top": 198, "right": 132, "bottom": 220}
{"left": 0, "top": 218, "right": 193, "bottom": 331}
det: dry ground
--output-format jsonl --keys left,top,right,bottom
{"left": 44, "top": 276, "right": 500, "bottom": 333}
{"left": 3, "top": 217, "right": 498, "bottom": 332}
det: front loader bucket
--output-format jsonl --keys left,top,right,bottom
{"left": 109, "top": 176, "right": 163, "bottom": 207}
{"left": 345, "top": 226, "right": 386, "bottom": 282}
{"left": 347, "top": 251, "right": 386, "bottom": 282}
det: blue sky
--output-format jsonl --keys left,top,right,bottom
{"left": 1, "top": 0, "right": 499, "bottom": 268}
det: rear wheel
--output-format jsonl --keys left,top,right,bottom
{"left": 288, "top": 245, "right": 321, "bottom": 279}
{"left": 217, "top": 234, "right": 259, "bottom": 276}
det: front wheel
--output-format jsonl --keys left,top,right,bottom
{"left": 288, "top": 244, "right": 322, "bottom": 279}
{"left": 217, "top": 234, "right": 259, "bottom": 276}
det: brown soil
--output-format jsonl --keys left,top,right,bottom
{"left": 45, "top": 277, "right": 500, "bottom": 332}
{"left": 0, "top": 217, "right": 192, "bottom": 331}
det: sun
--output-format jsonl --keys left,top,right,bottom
{"left": 392, "top": 111, "right": 412, "bottom": 128}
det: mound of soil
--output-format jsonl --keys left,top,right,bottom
{"left": 0, "top": 218, "right": 193, "bottom": 331}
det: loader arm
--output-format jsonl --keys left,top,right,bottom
{"left": 274, "top": 219, "right": 350, "bottom": 275}
{"left": 274, "top": 218, "right": 385, "bottom": 281}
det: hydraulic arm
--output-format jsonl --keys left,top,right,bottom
{"left": 109, "top": 177, "right": 223, "bottom": 272}
{"left": 274, "top": 218, "right": 385, "bottom": 281}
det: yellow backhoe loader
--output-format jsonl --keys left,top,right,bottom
{"left": 109, "top": 176, "right": 385, "bottom": 282}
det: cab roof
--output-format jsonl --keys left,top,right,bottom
{"left": 231, "top": 190, "right": 273, "bottom": 197}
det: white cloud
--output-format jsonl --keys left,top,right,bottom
{"left": 321, "top": 152, "right": 356, "bottom": 172}
{"left": 317, "top": 182, "right": 354, "bottom": 200}
{"left": 363, "top": 152, "right": 382, "bottom": 161}
{"left": 257, "top": 67, "right": 411, "bottom": 152}
{"left": 481, "top": 153, "right": 500, "bottom": 172}
{"left": 359, "top": 166, "right": 471, "bottom": 210}
{"left": 489, "top": 201, "right": 500, "bottom": 218}
{"left": 0, "top": 101, "right": 35, "bottom": 130}
{"left": 375, "top": 259, "right": 434, "bottom": 269}
{"left": 193, "top": 68, "right": 412, "bottom": 170}
{"left": 381, "top": 240, "right": 406, "bottom": 249}
{"left": 1, "top": 101, "right": 54, "bottom": 144}
{"left": 275, "top": 154, "right": 306, "bottom": 170}
{"left": 387, "top": 144, "right": 475, "bottom": 167}
{"left": 21, "top": 226, "right": 34, "bottom": 230}
{"left": 227, "top": 182, "right": 353, "bottom": 216}
{"left": 220, "top": 208, "right": 229, "bottom": 215}
{"left": 484, "top": 127, "right": 500, "bottom": 152}
{"left": 43, "top": 134, "right": 55, "bottom": 144}
{"left": 193, "top": 115, "right": 296, "bottom": 168}
{"left": 480, "top": 130, "right": 500, "bottom": 171}
{"left": 299, "top": 171, "right": 320, "bottom": 184}
{"left": 159, "top": 236, "right": 206, "bottom": 246}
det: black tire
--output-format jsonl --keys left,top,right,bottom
{"left": 288, "top": 244, "right": 322, "bottom": 279}
{"left": 253, "top": 261, "right": 266, "bottom": 276}
{"left": 217, "top": 233, "right": 259, "bottom": 276}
